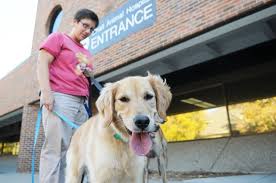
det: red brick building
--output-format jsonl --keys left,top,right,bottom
{"left": 0, "top": 0, "right": 276, "bottom": 174}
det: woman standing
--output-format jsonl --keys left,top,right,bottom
{"left": 37, "top": 9, "right": 99, "bottom": 183}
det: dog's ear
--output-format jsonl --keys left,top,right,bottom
{"left": 148, "top": 73, "right": 172, "bottom": 121}
{"left": 96, "top": 83, "right": 117, "bottom": 127}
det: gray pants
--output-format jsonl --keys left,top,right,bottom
{"left": 39, "top": 92, "right": 89, "bottom": 183}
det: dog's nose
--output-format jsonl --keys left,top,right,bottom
{"left": 134, "top": 115, "right": 150, "bottom": 130}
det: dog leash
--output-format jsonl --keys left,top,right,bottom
{"left": 31, "top": 108, "right": 42, "bottom": 183}
{"left": 32, "top": 76, "right": 103, "bottom": 183}
{"left": 90, "top": 76, "right": 103, "bottom": 91}
{"left": 32, "top": 106, "right": 81, "bottom": 183}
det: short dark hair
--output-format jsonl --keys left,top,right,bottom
{"left": 74, "top": 9, "right": 99, "bottom": 28}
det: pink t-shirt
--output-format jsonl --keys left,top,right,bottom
{"left": 39, "top": 32, "right": 93, "bottom": 97}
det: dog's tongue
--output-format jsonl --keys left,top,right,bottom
{"left": 130, "top": 132, "right": 152, "bottom": 156}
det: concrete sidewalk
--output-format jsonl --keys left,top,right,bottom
{"left": 151, "top": 174, "right": 276, "bottom": 183}
{"left": 0, "top": 173, "right": 275, "bottom": 183}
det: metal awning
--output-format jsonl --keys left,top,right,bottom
{"left": 0, "top": 108, "right": 22, "bottom": 128}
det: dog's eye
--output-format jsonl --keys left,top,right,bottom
{"left": 119, "top": 96, "right": 130, "bottom": 102}
{"left": 144, "top": 93, "right": 154, "bottom": 100}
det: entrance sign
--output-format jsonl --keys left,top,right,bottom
{"left": 87, "top": 0, "right": 156, "bottom": 54}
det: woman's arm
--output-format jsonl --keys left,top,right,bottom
{"left": 37, "top": 49, "right": 55, "bottom": 111}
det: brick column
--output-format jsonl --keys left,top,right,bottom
{"left": 17, "top": 104, "right": 44, "bottom": 172}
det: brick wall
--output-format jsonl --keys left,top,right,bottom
{"left": 0, "top": 54, "right": 39, "bottom": 115}
{"left": 17, "top": 104, "right": 43, "bottom": 172}
{"left": 0, "top": 0, "right": 275, "bottom": 172}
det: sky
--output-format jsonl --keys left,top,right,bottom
{"left": 0, "top": 0, "right": 38, "bottom": 79}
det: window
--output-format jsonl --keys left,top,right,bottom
{"left": 162, "top": 85, "right": 231, "bottom": 142}
{"left": 227, "top": 73, "right": 276, "bottom": 136}
{"left": 162, "top": 71, "right": 276, "bottom": 142}
{"left": 229, "top": 97, "right": 276, "bottom": 135}
{"left": 0, "top": 142, "right": 19, "bottom": 156}
{"left": 49, "top": 7, "right": 63, "bottom": 34}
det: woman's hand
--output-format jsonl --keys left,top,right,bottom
{"left": 83, "top": 67, "right": 94, "bottom": 78}
{"left": 41, "top": 90, "right": 54, "bottom": 111}
{"left": 75, "top": 52, "right": 94, "bottom": 77}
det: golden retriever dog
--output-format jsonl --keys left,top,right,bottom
{"left": 65, "top": 74, "right": 172, "bottom": 183}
